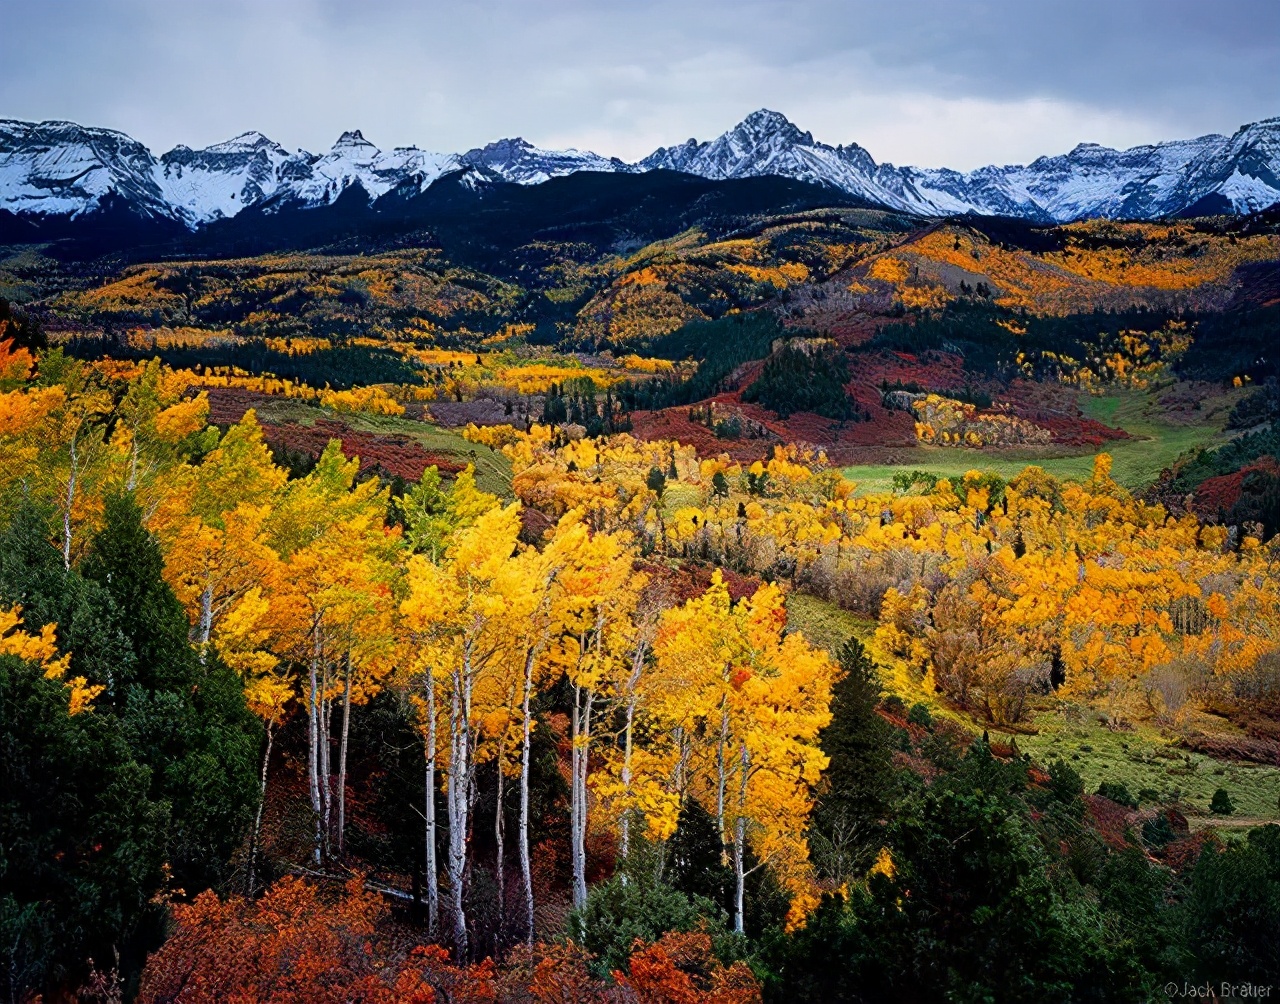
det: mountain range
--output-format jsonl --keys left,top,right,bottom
{"left": 3, "top": 109, "right": 1279, "bottom": 232}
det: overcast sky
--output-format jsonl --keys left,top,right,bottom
{"left": 2, "top": 0, "right": 1278, "bottom": 170}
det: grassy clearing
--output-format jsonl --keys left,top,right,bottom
{"left": 349, "top": 413, "right": 514, "bottom": 498}
{"left": 784, "top": 591, "right": 875, "bottom": 656}
{"left": 842, "top": 384, "right": 1246, "bottom": 495}
{"left": 238, "top": 397, "right": 514, "bottom": 497}
{"left": 1015, "top": 711, "right": 1280, "bottom": 821}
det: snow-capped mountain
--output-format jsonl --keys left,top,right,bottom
{"left": 0, "top": 119, "right": 174, "bottom": 220}
{"left": 459, "top": 137, "right": 632, "bottom": 186}
{"left": 0, "top": 121, "right": 465, "bottom": 226}
{"left": 156, "top": 131, "right": 295, "bottom": 223}
{"left": 3, "top": 110, "right": 1279, "bottom": 232}
{"left": 273, "top": 130, "right": 458, "bottom": 211}
{"left": 641, "top": 109, "right": 1280, "bottom": 222}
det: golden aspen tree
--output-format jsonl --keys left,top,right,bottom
{"left": 654, "top": 574, "right": 834, "bottom": 933}
{"left": 264, "top": 441, "right": 391, "bottom": 865}
{"left": 542, "top": 518, "right": 646, "bottom": 916}
{"left": 155, "top": 411, "right": 287, "bottom": 658}
{"left": 397, "top": 465, "right": 500, "bottom": 936}
{"left": 402, "top": 502, "right": 523, "bottom": 958}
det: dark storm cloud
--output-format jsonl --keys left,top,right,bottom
{"left": 1, "top": 0, "right": 1277, "bottom": 169}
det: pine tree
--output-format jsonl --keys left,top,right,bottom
{"left": 809, "top": 637, "right": 897, "bottom": 880}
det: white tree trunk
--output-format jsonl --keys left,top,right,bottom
{"left": 570, "top": 684, "right": 593, "bottom": 913}
{"left": 518, "top": 648, "right": 535, "bottom": 945}
{"left": 307, "top": 629, "right": 323, "bottom": 865}
{"left": 733, "top": 815, "right": 747, "bottom": 935}
{"left": 337, "top": 654, "right": 352, "bottom": 855}
{"left": 320, "top": 688, "right": 332, "bottom": 855}
{"left": 246, "top": 717, "right": 275, "bottom": 897}
{"left": 716, "top": 699, "right": 729, "bottom": 858}
{"left": 494, "top": 744, "right": 505, "bottom": 940}
{"left": 732, "top": 744, "right": 751, "bottom": 935}
{"left": 618, "top": 636, "right": 647, "bottom": 867}
{"left": 197, "top": 580, "right": 213, "bottom": 663}
{"left": 446, "top": 644, "right": 474, "bottom": 958}
{"left": 424, "top": 670, "right": 439, "bottom": 936}
{"left": 619, "top": 696, "right": 636, "bottom": 864}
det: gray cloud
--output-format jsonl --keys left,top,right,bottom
{"left": 1, "top": 0, "right": 1277, "bottom": 169}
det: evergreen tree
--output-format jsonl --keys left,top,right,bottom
{"left": 808, "top": 638, "right": 897, "bottom": 880}
{"left": 646, "top": 466, "right": 666, "bottom": 495}
{"left": 666, "top": 798, "right": 731, "bottom": 907}
{"left": 0, "top": 496, "right": 259, "bottom": 930}
{"left": 1, "top": 653, "right": 168, "bottom": 997}
{"left": 1187, "top": 826, "right": 1280, "bottom": 983}
{"left": 82, "top": 494, "right": 195, "bottom": 695}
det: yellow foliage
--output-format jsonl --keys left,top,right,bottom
{"left": 0, "top": 605, "right": 101, "bottom": 713}
{"left": 319, "top": 385, "right": 405, "bottom": 416}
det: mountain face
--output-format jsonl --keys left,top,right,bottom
{"left": 640, "top": 109, "right": 1280, "bottom": 222}
{"left": 3, "top": 110, "right": 1279, "bottom": 232}
{"left": 459, "top": 137, "right": 632, "bottom": 185}
{"left": 0, "top": 119, "right": 174, "bottom": 221}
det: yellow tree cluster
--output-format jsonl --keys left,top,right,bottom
{"left": 912, "top": 394, "right": 1053, "bottom": 447}
{"left": 874, "top": 456, "right": 1280, "bottom": 723}
{"left": 483, "top": 424, "right": 1280, "bottom": 727}
{"left": 5, "top": 351, "right": 842, "bottom": 950}
{"left": 1, "top": 349, "right": 401, "bottom": 878}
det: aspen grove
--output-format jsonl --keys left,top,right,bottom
{"left": 3, "top": 335, "right": 1280, "bottom": 1001}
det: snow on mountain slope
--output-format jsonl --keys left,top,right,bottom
{"left": 280, "top": 130, "right": 458, "bottom": 208}
{"left": 639, "top": 108, "right": 1280, "bottom": 222}
{"left": 2, "top": 111, "right": 1278, "bottom": 230}
{"left": 459, "top": 137, "right": 633, "bottom": 184}
{"left": 1, "top": 123, "right": 460, "bottom": 225}
{"left": 0, "top": 119, "right": 171, "bottom": 219}
{"left": 155, "top": 131, "right": 294, "bottom": 223}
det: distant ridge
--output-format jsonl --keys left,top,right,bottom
{"left": 2, "top": 110, "right": 1279, "bottom": 231}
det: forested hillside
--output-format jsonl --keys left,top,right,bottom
{"left": 1, "top": 161, "right": 1279, "bottom": 1002}
{"left": 3, "top": 308, "right": 1279, "bottom": 999}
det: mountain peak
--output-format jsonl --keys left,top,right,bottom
{"left": 740, "top": 108, "right": 794, "bottom": 130}
{"left": 333, "top": 129, "right": 373, "bottom": 149}
{"left": 735, "top": 108, "right": 811, "bottom": 145}
{"left": 205, "top": 130, "right": 284, "bottom": 154}
{"left": 468, "top": 137, "right": 535, "bottom": 158}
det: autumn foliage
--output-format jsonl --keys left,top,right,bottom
{"left": 136, "top": 875, "right": 759, "bottom": 1004}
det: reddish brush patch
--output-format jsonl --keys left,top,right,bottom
{"left": 1193, "top": 457, "right": 1280, "bottom": 518}
{"left": 1180, "top": 730, "right": 1280, "bottom": 766}
{"left": 1163, "top": 829, "right": 1216, "bottom": 872}
{"left": 1085, "top": 794, "right": 1134, "bottom": 850}
{"left": 264, "top": 419, "right": 465, "bottom": 482}
{"left": 629, "top": 342, "right": 1126, "bottom": 461}
{"left": 634, "top": 561, "right": 763, "bottom": 604}
{"left": 893, "top": 750, "right": 941, "bottom": 783}
{"left": 851, "top": 349, "right": 967, "bottom": 397}
{"left": 203, "top": 387, "right": 282, "bottom": 425}
{"left": 992, "top": 379, "right": 1130, "bottom": 446}
{"left": 631, "top": 389, "right": 916, "bottom": 464}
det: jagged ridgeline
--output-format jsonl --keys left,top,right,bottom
{"left": 5, "top": 109, "right": 1280, "bottom": 252}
